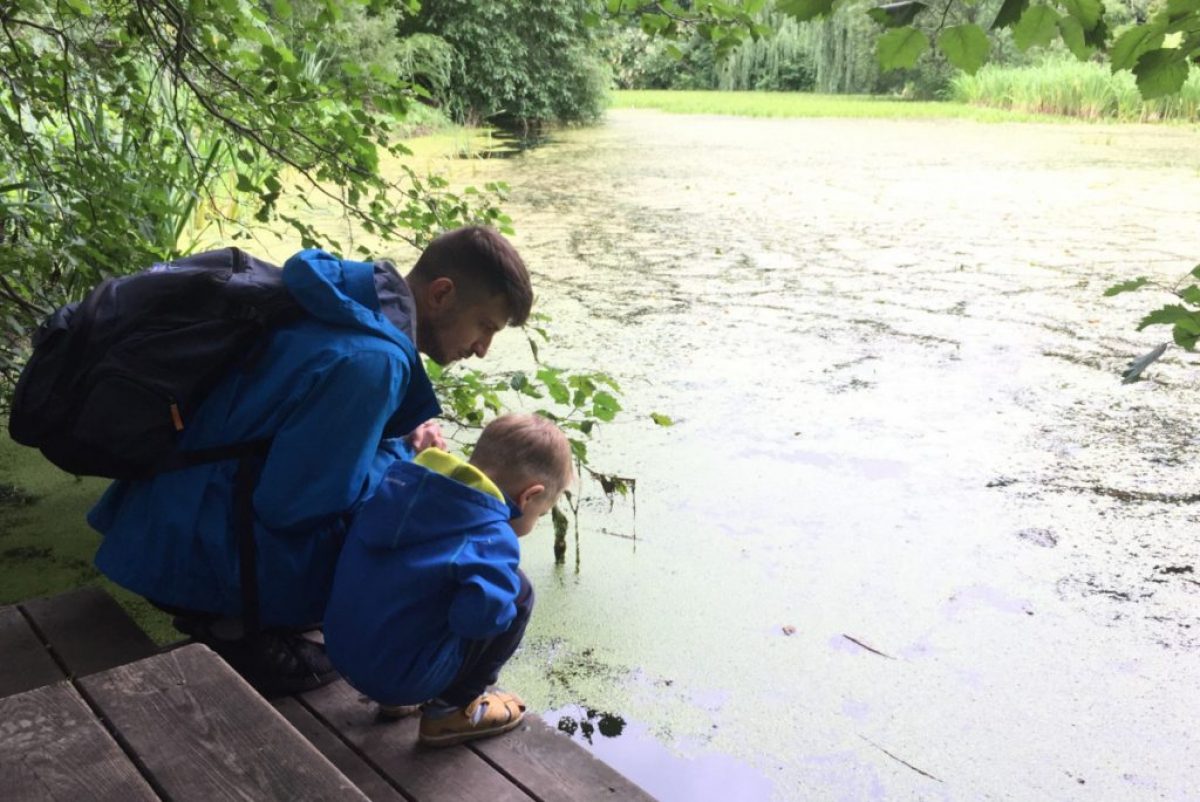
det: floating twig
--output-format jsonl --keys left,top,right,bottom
{"left": 859, "top": 736, "right": 943, "bottom": 783}
{"left": 842, "top": 634, "right": 896, "bottom": 659}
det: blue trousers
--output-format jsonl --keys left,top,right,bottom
{"left": 439, "top": 569, "right": 534, "bottom": 706}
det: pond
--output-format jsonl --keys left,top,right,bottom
{"left": 405, "top": 110, "right": 1200, "bottom": 802}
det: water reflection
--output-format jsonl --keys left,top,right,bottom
{"left": 544, "top": 704, "right": 776, "bottom": 802}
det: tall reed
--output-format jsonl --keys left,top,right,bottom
{"left": 951, "top": 59, "right": 1200, "bottom": 121}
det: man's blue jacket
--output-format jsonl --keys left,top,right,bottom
{"left": 89, "top": 250, "right": 440, "bottom": 627}
{"left": 324, "top": 449, "right": 522, "bottom": 705}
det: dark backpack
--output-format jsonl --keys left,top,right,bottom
{"left": 8, "top": 248, "right": 303, "bottom": 479}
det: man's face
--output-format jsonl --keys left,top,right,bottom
{"left": 421, "top": 289, "right": 510, "bottom": 366}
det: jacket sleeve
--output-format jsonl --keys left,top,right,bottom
{"left": 253, "top": 350, "right": 409, "bottom": 533}
{"left": 447, "top": 535, "right": 521, "bottom": 640}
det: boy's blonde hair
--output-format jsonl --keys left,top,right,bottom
{"left": 470, "top": 413, "right": 574, "bottom": 496}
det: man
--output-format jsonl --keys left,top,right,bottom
{"left": 88, "top": 226, "right": 531, "bottom": 696}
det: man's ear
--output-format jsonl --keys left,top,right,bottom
{"left": 425, "top": 276, "right": 456, "bottom": 314}
{"left": 514, "top": 483, "right": 546, "bottom": 514}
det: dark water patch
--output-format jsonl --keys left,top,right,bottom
{"left": 1017, "top": 527, "right": 1058, "bottom": 547}
{"left": 1, "top": 545, "right": 52, "bottom": 561}
{"left": 846, "top": 318, "right": 960, "bottom": 348}
{"left": 464, "top": 128, "right": 554, "bottom": 159}
{"left": 1158, "top": 565, "right": 1194, "bottom": 575}
{"left": 1082, "top": 486, "right": 1200, "bottom": 505}
{"left": 1042, "top": 350, "right": 1109, "bottom": 372}
{"left": 0, "top": 483, "right": 37, "bottom": 508}
{"left": 555, "top": 707, "right": 627, "bottom": 744}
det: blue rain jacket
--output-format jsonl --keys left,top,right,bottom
{"left": 89, "top": 250, "right": 441, "bottom": 627}
{"left": 324, "top": 451, "right": 522, "bottom": 705}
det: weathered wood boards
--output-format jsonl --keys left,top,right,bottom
{"left": 471, "top": 717, "right": 655, "bottom": 802}
{"left": 1, "top": 586, "right": 658, "bottom": 802}
{"left": 0, "top": 607, "right": 62, "bottom": 698}
{"left": 296, "top": 679, "right": 657, "bottom": 802}
{"left": 300, "top": 679, "right": 528, "bottom": 802}
{"left": 79, "top": 644, "right": 367, "bottom": 801}
{"left": 0, "top": 586, "right": 158, "bottom": 700}
{"left": 0, "top": 682, "right": 159, "bottom": 801}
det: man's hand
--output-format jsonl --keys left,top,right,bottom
{"left": 405, "top": 420, "right": 446, "bottom": 452}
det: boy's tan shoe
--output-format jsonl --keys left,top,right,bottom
{"left": 418, "top": 690, "right": 526, "bottom": 747}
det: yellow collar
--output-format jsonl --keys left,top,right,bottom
{"left": 413, "top": 448, "right": 505, "bottom": 502}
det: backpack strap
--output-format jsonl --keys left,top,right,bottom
{"left": 151, "top": 440, "right": 272, "bottom": 634}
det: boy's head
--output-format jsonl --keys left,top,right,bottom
{"left": 469, "top": 413, "right": 574, "bottom": 537}
{"left": 406, "top": 226, "right": 533, "bottom": 366}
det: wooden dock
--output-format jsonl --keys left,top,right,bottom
{"left": 0, "top": 587, "right": 655, "bottom": 801}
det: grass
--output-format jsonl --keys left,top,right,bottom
{"left": 610, "top": 89, "right": 1070, "bottom": 123}
{"left": 0, "top": 433, "right": 177, "bottom": 644}
{"left": 951, "top": 60, "right": 1200, "bottom": 122}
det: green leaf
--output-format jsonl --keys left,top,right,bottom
{"left": 641, "top": 13, "right": 670, "bottom": 34}
{"left": 1103, "top": 276, "right": 1149, "bottom": 296}
{"left": 778, "top": 0, "right": 837, "bottom": 22}
{"left": 650, "top": 412, "right": 675, "bottom": 427}
{"left": 876, "top": 26, "right": 930, "bottom": 70}
{"left": 1137, "top": 304, "right": 1194, "bottom": 331}
{"left": 1110, "top": 23, "right": 1167, "bottom": 72}
{"left": 867, "top": 1, "right": 927, "bottom": 28}
{"left": 1168, "top": 0, "right": 1200, "bottom": 16}
{"left": 1133, "top": 49, "right": 1189, "bottom": 98}
{"left": 1190, "top": 264, "right": 1200, "bottom": 279}
{"left": 937, "top": 24, "right": 990, "bottom": 73}
{"left": 591, "top": 391, "right": 622, "bottom": 422}
{"left": 1012, "top": 5, "right": 1061, "bottom": 50}
{"left": 1175, "top": 321, "right": 1200, "bottom": 349}
{"left": 1057, "top": 16, "right": 1092, "bottom": 59}
{"left": 1060, "top": 0, "right": 1102, "bottom": 30}
{"left": 1180, "top": 285, "right": 1200, "bottom": 305}
{"left": 992, "top": 0, "right": 1029, "bottom": 29}
{"left": 235, "top": 174, "right": 256, "bottom": 193}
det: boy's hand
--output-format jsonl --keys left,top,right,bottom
{"left": 406, "top": 420, "right": 446, "bottom": 452}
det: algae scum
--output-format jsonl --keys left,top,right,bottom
{"left": 465, "top": 111, "right": 1200, "bottom": 801}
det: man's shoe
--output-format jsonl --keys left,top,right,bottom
{"left": 188, "top": 626, "right": 337, "bottom": 698}
{"left": 418, "top": 690, "right": 526, "bottom": 747}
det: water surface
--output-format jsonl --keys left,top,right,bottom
{"left": 335, "top": 110, "right": 1200, "bottom": 801}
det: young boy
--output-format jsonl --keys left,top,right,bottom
{"left": 323, "top": 413, "right": 573, "bottom": 747}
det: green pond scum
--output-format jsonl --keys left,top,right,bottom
{"left": 0, "top": 431, "right": 176, "bottom": 643}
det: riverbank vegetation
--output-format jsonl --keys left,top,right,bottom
{"left": 951, "top": 59, "right": 1200, "bottom": 121}
{"left": 610, "top": 89, "right": 1063, "bottom": 122}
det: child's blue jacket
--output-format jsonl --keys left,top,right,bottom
{"left": 89, "top": 250, "right": 440, "bottom": 627}
{"left": 324, "top": 452, "right": 522, "bottom": 705}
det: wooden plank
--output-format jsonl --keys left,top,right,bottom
{"left": 273, "top": 696, "right": 406, "bottom": 802}
{"left": 78, "top": 644, "right": 366, "bottom": 802}
{"left": 0, "top": 606, "right": 63, "bottom": 698}
{"left": 471, "top": 717, "right": 656, "bottom": 802}
{"left": 0, "top": 681, "right": 159, "bottom": 801}
{"left": 21, "top": 587, "right": 157, "bottom": 678}
{"left": 300, "top": 680, "right": 530, "bottom": 802}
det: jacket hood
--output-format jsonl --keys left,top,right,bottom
{"left": 282, "top": 249, "right": 416, "bottom": 348}
{"left": 282, "top": 249, "right": 441, "bottom": 437}
{"left": 356, "top": 458, "right": 521, "bottom": 550}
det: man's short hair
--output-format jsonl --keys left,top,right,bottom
{"left": 410, "top": 226, "right": 532, "bottom": 326}
{"left": 471, "top": 413, "right": 574, "bottom": 496}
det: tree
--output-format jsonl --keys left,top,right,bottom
{"left": 399, "top": 0, "right": 610, "bottom": 130}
